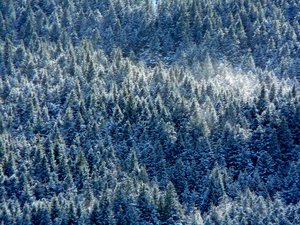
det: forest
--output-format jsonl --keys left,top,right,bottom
{"left": 0, "top": 0, "right": 299, "bottom": 224}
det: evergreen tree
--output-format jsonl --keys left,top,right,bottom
{"left": 292, "top": 103, "right": 300, "bottom": 145}
{"left": 67, "top": 203, "right": 78, "bottom": 225}
{"left": 22, "top": 203, "right": 32, "bottom": 225}
{"left": 201, "top": 166, "right": 226, "bottom": 211}
{"left": 73, "top": 150, "right": 90, "bottom": 191}
{"left": 51, "top": 197, "right": 61, "bottom": 223}
{"left": 159, "top": 182, "right": 183, "bottom": 224}
{"left": 32, "top": 203, "right": 53, "bottom": 225}
{"left": 0, "top": 138, "right": 5, "bottom": 162}
{"left": 90, "top": 192, "right": 116, "bottom": 225}
{"left": 277, "top": 118, "right": 294, "bottom": 163}
{"left": 257, "top": 83, "right": 269, "bottom": 115}
{"left": 0, "top": 12, "right": 6, "bottom": 40}
{"left": 3, "top": 38, "right": 14, "bottom": 77}
{"left": 34, "top": 149, "right": 51, "bottom": 184}
{"left": 3, "top": 152, "right": 16, "bottom": 177}
{"left": 137, "top": 185, "right": 160, "bottom": 224}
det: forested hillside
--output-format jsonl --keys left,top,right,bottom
{"left": 0, "top": 0, "right": 299, "bottom": 224}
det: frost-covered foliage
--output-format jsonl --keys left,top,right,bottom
{"left": 0, "top": 0, "right": 299, "bottom": 224}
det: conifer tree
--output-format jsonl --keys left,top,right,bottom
{"left": 90, "top": 192, "right": 116, "bottom": 225}
{"left": 3, "top": 152, "right": 16, "bottom": 177}
{"left": 137, "top": 185, "right": 160, "bottom": 224}
{"left": 277, "top": 118, "right": 294, "bottom": 163}
{"left": 159, "top": 182, "right": 183, "bottom": 224}
{"left": 3, "top": 38, "right": 14, "bottom": 77}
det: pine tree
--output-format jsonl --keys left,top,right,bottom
{"left": 256, "top": 150, "right": 275, "bottom": 181}
{"left": 67, "top": 203, "right": 78, "bottom": 225}
{"left": 128, "top": 149, "right": 140, "bottom": 176}
{"left": 3, "top": 38, "right": 14, "bottom": 77}
{"left": 51, "top": 197, "right": 61, "bottom": 223}
{"left": 291, "top": 103, "right": 300, "bottom": 145}
{"left": 57, "top": 153, "right": 71, "bottom": 182}
{"left": 85, "top": 56, "right": 96, "bottom": 82}
{"left": 257, "top": 83, "right": 269, "bottom": 115}
{"left": 3, "top": 152, "right": 16, "bottom": 177}
{"left": 0, "top": 12, "right": 6, "bottom": 40}
{"left": 113, "top": 185, "right": 140, "bottom": 225}
{"left": 159, "top": 182, "right": 183, "bottom": 224}
{"left": 90, "top": 192, "right": 116, "bottom": 225}
{"left": 0, "top": 202, "right": 14, "bottom": 225}
{"left": 137, "top": 185, "right": 160, "bottom": 224}
{"left": 201, "top": 166, "right": 226, "bottom": 211}
{"left": 4, "top": 173, "right": 18, "bottom": 198}
{"left": 277, "top": 118, "right": 294, "bottom": 164}
{"left": 0, "top": 138, "right": 5, "bottom": 162}
{"left": 22, "top": 203, "right": 32, "bottom": 225}
{"left": 34, "top": 148, "right": 51, "bottom": 184}
{"left": 73, "top": 150, "right": 90, "bottom": 191}
{"left": 283, "top": 160, "right": 300, "bottom": 204}
{"left": 187, "top": 207, "right": 204, "bottom": 225}
{"left": 32, "top": 203, "right": 53, "bottom": 225}
{"left": 50, "top": 19, "right": 61, "bottom": 42}
{"left": 19, "top": 172, "right": 33, "bottom": 206}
